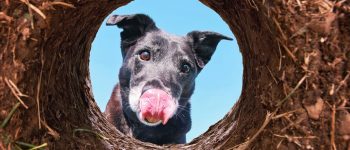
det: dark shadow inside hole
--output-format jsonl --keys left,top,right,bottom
{"left": 89, "top": 0, "right": 242, "bottom": 144}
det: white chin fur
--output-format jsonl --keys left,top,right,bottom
{"left": 128, "top": 82, "right": 145, "bottom": 112}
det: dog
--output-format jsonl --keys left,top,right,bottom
{"left": 104, "top": 14, "right": 232, "bottom": 145}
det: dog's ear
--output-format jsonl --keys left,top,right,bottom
{"left": 187, "top": 31, "right": 233, "bottom": 68}
{"left": 106, "top": 14, "right": 158, "bottom": 56}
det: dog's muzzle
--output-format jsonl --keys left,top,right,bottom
{"left": 139, "top": 89, "right": 176, "bottom": 125}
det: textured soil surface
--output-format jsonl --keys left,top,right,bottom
{"left": 1, "top": 0, "right": 350, "bottom": 149}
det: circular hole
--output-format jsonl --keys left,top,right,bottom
{"left": 90, "top": 0, "right": 242, "bottom": 144}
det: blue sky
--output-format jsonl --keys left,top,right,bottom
{"left": 90, "top": 0, "right": 242, "bottom": 142}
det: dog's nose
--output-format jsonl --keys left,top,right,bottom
{"left": 142, "top": 79, "right": 164, "bottom": 94}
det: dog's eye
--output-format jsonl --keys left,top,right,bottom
{"left": 180, "top": 63, "right": 191, "bottom": 73}
{"left": 139, "top": 50, "right": 151, "bottom": 61}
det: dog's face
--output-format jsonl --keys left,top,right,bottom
{"left": 107, "top": 14, "right": 232, "bottom": 126}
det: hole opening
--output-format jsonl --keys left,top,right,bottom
{"left": 90, "top": 0, "right": 243, "bottom": 144}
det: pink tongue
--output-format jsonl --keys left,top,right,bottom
{"left": 139, "top": 89, "right": 175, "bottom": 125}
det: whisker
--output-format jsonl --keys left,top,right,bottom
{"left": 177, "top": 106, "right": 190, "bottom": 113}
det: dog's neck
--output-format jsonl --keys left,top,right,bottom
{"left": 123, "top": 99, "right": 192, "bottom": 145}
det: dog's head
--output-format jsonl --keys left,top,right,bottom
{"left": 107, "top": 14, "right": 232, "bottom": 126}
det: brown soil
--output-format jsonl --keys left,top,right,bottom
{"left": 1, "top": 0, "right": 350, "bottom": 149}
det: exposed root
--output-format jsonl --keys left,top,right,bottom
{"left": 273, "top": 134, "right": 317, "bottom": 139}
{"left": 0, "top": 12, "right": 13, "bottom": 23}
{"left": 228, "top": 112, "right": 273, "bottom": 150}
{"left": 272, "top": 108, "right": 304, "bottom": 120}
{"left": 276, "top": 139, "right": 284, "bottom": 149}
{"left": 41, "top": 1, "right": 76, "bottom": 10}
{"left": 273, "top": 18, "right": 287, "bottom": 41}
{"left": 331, "top": 104, "right": 336, "bottom": 150}
{"left": 49, "top": 2, "right": 76, "bottom": 9}
{"left": 229, "top": 75, "right": 308, "bottom": 149}
{"left": 332, "top": 71, "right": 350, "bottom": 95}
{"left": 266, "top": 66, "right": 278, "bottom": 84}
{"left": 277, "top": 41, "right": 282, "bottom": 71}
{"left": 36, "top": 48, "right": 45, "bottom": 129}
{"left": 281, "top": 115, "right": 305, "bottom": 132}
{"left": 41, "top": 120, "right": 60, "bottom": 140}
{"left": 276, "top": 75, "right": 308, "bottom": 107}
{"left": 290, "top": 25, "right": 308, "bottom": 39}
{"left": 277, "top": 39, "right": 297, "bottom": 62}
{"left": 0, "top": 141, "right": 5, "bottom": 150}
{"left": 47, "top": 2, "right": 76, "bottom": 8}
{"left": 20, "top": 0, "right": 47, "bottom": 19}
{"left": 247, "top": 0, "right": 259, "bottom": 11}
{"left": 4, "top": 78, "right": 29, "bottom": 109}
{"left": 296, "top": 0, "right": 302, "bottom": 7}
{"left": 14, "top": 128, "right": 21, "bottom": 139}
